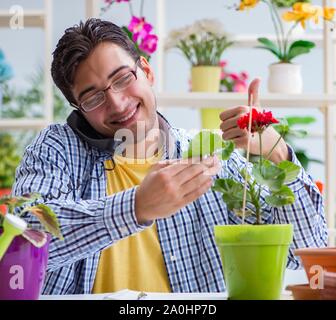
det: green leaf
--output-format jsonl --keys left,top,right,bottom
{"left": 214, "top": 140, "right": 235, "bottom": 160}
{"left": 182, "top": 131, "right": 234, "bottom": 160}
{"left": 252, "top": 160, "right": 286, "bottom": 191}
{"left": 277, "top": 161, "right": 301, "bottom": 184}
{"left": 287, "top": 129, "right": 308, "bottom": 138}
{"left": 286, "top": 40, "right": 315, "bottom": 62}
{"left": 212, "top": 178, "right": 250, "bottom": 211}
{"left": 256, "top": 38, "right": 282, "bottom": 59}
{"left": 22, "top": 204, "right": 63, "bottom": 240}
{"left": 285, "top": 116, "right": 316, "bottom": 126}
{"left": 265, "top": 186, "right": 295, "bottom": 206}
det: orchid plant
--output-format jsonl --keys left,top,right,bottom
{"left": 183, "top": 109, "right": 300, "bottom": 225}
{"left": 219, "top": 60, "right": 249, "bottom": 93}
{"left": 237, "top": 1, "right": 336, "bottom": 63}
{"left": 101, "top": 0, "right": 158, "bottom": 60}
{"left": 0, "top": 193, "right": 63, "bottom": 250}
{"left": 165, "top": 19, "right": 233, "bottom": 66}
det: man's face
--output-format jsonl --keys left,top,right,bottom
{"left": 72, "top": 42, "right": 157, "bottom": 142}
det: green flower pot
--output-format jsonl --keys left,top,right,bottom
{"left": 214, "top": 224, "right": 293, "bottom": 300}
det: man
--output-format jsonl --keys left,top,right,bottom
{"left": 13, "top": 19, "right": 327, "bottom": 295}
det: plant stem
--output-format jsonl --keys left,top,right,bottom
{"left": 128, "top": 0, "right": 134, "bottom": 17}
{"left": 140, "top": 0, "right": 145, "bottom": 17}
{"left": 258, "top": 132, "right": 263, "bottom": 169}
{"left": 264, "top": 0, "right": 284, "bottom": 58}
{"left": 265, "top": 134, "right": 284, "bottom": 161}
{"left": 283, "top": 21, "right": 300, "bottom": 62}
{"left": 270, "top": 1, "right": 286, "bottom": 57}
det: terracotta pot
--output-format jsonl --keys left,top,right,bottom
{"left": 0, "top": 188, "right": 11, "bottom": 215}
{"left": 294, "top": 248, "right": 336, "bottom": 282}
{"left": 286, "top": 284, "right": 323, "bottom": 300}
{"left": 289, "top": 285, "right": 336, "bottom": 300}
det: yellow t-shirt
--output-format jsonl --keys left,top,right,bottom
{"left": 92, "top": 150, "right": 171, "bottom": 293}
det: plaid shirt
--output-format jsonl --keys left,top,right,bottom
{"left": 13, "top": 114, "right": 328, "bottom": 295}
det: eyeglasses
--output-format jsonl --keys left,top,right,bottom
{"left": 71, "top": 58, "right": 140, "bottom": 113}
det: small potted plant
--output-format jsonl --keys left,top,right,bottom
{"left": 236, "top": 1, "right": 335, "bottom": 93}
{"left": 0, "top": 133, "right": 21, "bottom": 214}
{"left": 183, "top": 106, "right": 300, "bottom": 299}
{"left": 165, "top": 19, "right": 233, "bottom": 129}
{"left": 0, "top": 193, "right": 63, "bottom": 300}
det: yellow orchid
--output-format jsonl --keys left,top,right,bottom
{"left": 282, "top": 2, "right": 323, "bottom": 29}
{"left": 239, "top": 0, "right": 260, "bottom": 11}
{"left": 323, "top": 7, "right": 336, "bottom": 21}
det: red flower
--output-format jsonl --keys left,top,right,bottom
{"left": 237, "top": 108, "right": 279, "bottom": 133}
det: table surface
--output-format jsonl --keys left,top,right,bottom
{"left": 40, "top": 289, "right": 293, "bottom": 300}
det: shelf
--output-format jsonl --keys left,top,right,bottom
{"left": 0, "top": 10, "right": 45, "bottom": 28}
{"left": 157, "top": 92, "right": 336, "bottom": 108}
{"left": 231, "top": 33, "right": 332, "bottom": 48}
{"left": 0, "top": 119, "right": 48, "bottom": 130}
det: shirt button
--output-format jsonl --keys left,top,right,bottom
{"left": 119, "top": 227, "right": 128, "bottom": 236}
{"left": 170, "top": 254, "right": 177, "bottom": 262}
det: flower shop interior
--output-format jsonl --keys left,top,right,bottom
{"left": 0, "top": 0, "right": 336, "bottom": 300}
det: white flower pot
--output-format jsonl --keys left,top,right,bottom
{"left": 268, "top": 63, "right": 302, "bottom": 94}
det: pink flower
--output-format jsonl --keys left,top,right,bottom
{"left": 139, "top": 34, "right": 158, "bottom": 54}
{"left": 229, "top": 73, "right": 240, "bottom": 81}
{"left": 233, "top": 82, "right": 247, "bottom": 92}
{"left": 240, "top": 71, "right": 249, "bottom": 81}
{"left": 219, "top": 60, "right": 227, "bottom": 68}
{"left": 128, "top": 16, "right": 153, "bottom": 42}
{"left": 221, "top": 71, "right": 226, "bottom": 80}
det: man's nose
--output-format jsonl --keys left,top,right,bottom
{"left": 105, "top": 88, "right": 128, "bottom": 112}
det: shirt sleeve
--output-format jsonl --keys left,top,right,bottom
{"left": 12, "top": 131, "right": 152, "bottom": 272}
{"left": 221, "top": 145, "right": 328, "bottom": 269}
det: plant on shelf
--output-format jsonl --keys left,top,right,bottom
{"left": 165, "top": 19, "right": 233, "bottom": 67}
{"left": 101, "top": 0, "right": 158, "bottom": 61}
{"left": 165, "top": 19, "right": 234, "bottom": 129}
{"left": 0, "top": 193, "right": 63, "bottom": 300}
{"left": 183, "top": 105, "right": 298, "bottom": 299}
{"left": 236, "top": 1, "right": 336, "bottom": 93}
{"left": 0, "top": 133, "right": 21, "bottom": 191}
{"left": 219, "top": 60, "right": 249, "bottom": 93}
{"left": 0, "top": 49, "right": 14, "bottom": 111}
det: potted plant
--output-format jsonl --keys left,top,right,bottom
{"left": 0, "top": 193, "right": 63, "bottom": 300}
{"left": 165, "top": 19, "right": 233, "bottom": 129}
{"left": 236, "top": 1, "right": 335, "bottom": 93}
{"left": 0, "top": 48, "right": 14, "bottom": 114}
{"left": 183, "top": 107, "right": 301, "bottom": 299}
{"left": 0, "top": 133, "right": 21, "bottom": 214}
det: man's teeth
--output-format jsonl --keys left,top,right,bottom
{"left": 116, "top": 108, "right": 137, "bottom": 123}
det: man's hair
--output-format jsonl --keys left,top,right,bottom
{"left": 51, "top": 18, "right": 140, "bottom": 104}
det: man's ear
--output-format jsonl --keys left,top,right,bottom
{"left": 139, "top": 56, "right": 154, "bottom": 85}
